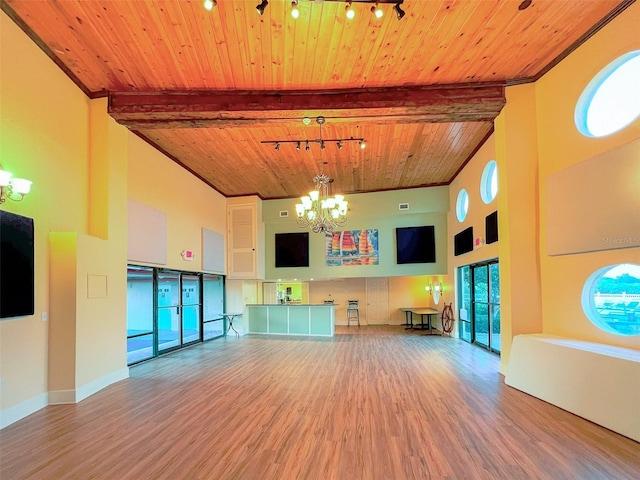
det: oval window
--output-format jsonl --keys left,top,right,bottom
{"left": 456, "top": 189, "right": 469, "bottom": 222}
{"left": 581, "top": 263, "right": 640, "bottom": 336}
{"left": 480, "top": 160, "right": 498, "bottom": 204}
{"left": 575, "top": 51, "right": 640, "bottom": 137}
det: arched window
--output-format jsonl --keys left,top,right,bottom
{"left": 456, "top": 189, "right": 469, "bottom": 222}
{"left": 480, "top": 160, "right": 498, "bottom": 204}
{"left": 575, "top": 51, "right": 640, "bottom": 137}
{"left": 581, "top": 263, "right": 640, "bottom": 336}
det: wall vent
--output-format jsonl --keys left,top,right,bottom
{"left": 399, "top": 203, "right": 410, "bottom": 211}
{"left": 279, "top": 210, "right": 289, "bottom": 218}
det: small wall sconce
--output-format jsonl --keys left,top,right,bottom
{"left": 425, "top": 282, "right": 443, "bottom": 295}
{"left": 0, "top": 165, "right": 32, "bottom": 204}
{"left": 425, "top": 282, "right": 444, "bottom": 305}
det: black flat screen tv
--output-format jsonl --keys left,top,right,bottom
{"left": 486, "top": 211, "right": 498, "bottom": 244}
{"left": 395, "top": 226, "right": 436, "bottom": 264}
{"left": 454, "top": 226, "right": 474, "bottom": 256}
{"left": 0, "top": 210, "right": 35, "bottom": 318}
{"left": 275, "top": 232, "right": 309, "bottom": 268}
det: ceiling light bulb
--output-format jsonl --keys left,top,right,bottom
{"left": 256, "top": 0, "right": 268, "bottom": 15}
{"left": 371, "top": 4, "right": 383, "bottom": 19}
{"left": 291, "top": 1, "right": 299, "bottom": 18}
{"left": 345, "top": 3, "right": 355, "bottom": 20}
{"left": 203, "top": 0, "right": 216, "bottom": 11}
{"left": 360, "top": 140, "right": 366, "bottom": 149}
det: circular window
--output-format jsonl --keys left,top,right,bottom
{"left": 581, "top": 263, "right": 640, "bottom": 336}
{"left": 480, "top": 160, "right": 498, "bottom": 204}
{"left": 575, "top": 51, "right": 640, "bottom": 137}
{"left": 456, "top": 189, "right": 469, "bottom": 222}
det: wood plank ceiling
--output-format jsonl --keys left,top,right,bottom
{"left": 3, "top": 0, "right": 631, "bottom": 199}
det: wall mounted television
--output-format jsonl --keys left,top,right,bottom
{"left": 275, "top": 232, "right": 310, "bottom": 268}
{"left": 0, "top": 210, "right": 35, "bottom": 318}
{"left": 395, "top": 225, "right": 436, "bottom": 264}
{"left": 454, "top": 226, "right": 474, "bottom": 256}
{"left": 486, "top": 211, "right": 499, "bottom": 244}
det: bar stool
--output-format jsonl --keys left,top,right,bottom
{"left": 347, "top": 300, "right": 360, "bottom": 327}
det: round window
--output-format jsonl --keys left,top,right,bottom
{"left": 480, "top": 160, "right": 498, "bottom": 204}
{"left": 581, "top": 263, "right": 640, "bottom": 336}
{"left": 575, "top": 51, "right": 640, "bottom": 137}
{"left": 456, "top": 189, "right": 469, "bottom": 222}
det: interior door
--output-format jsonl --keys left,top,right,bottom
{"left": 366, "top": 277, "right": 389, "bottom": 325}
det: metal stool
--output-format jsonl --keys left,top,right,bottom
{"left": 347, "top": 300, "right": 360, "bottom": 327}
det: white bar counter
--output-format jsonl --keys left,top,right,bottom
{"left": 246, "top": 304, "right": 335, "bottom": 337}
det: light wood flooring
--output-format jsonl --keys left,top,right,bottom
{"left": 1, "top": 326, "right": 639, "bottom": 479}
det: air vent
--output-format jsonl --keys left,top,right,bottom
{"left": 279, "top": 210, "right": 289, "bottom": 218}
{"left": 399, "top": 203, "right": 410, "bottom": 211}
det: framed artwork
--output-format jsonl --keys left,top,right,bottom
{"left": 325, "top": 229, "right": 379, "bottom": 266}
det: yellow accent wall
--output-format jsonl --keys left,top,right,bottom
{"left": 534, "top": 1, "right": 640, "bottom": 346}
{"left": 1, "top": 10, "right": 91, "bottom": 414}
{"left": 127, "top": 134, "right": 227, "bottom": 272}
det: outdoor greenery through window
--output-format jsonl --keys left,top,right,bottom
{"left": 582, "top": 263, "right": 640, "bottom": 336}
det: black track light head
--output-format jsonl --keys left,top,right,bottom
{"left": 305, "top": 141, "right": 310, "bottom": 151}
{"left": 394, "top": 3, "right": 405, "bottom": 20}
{"left": 296, "top": 141, "right": 301, "bottom": 151}
{"left": 256, "top": 0, "right": 268, "bottom": 16}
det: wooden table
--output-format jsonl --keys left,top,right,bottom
{"left": 400, "top": 308, "right": 441, "bottom": 335}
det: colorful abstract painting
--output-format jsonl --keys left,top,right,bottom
{"left": 325, "top": 229, "right": 379, "bottom": 266}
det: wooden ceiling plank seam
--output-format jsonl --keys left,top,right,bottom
{"left": 409, "top": 0, "right": 486, "bottom": 85}
{"left": 178, "top": 2, "right": 219, "bottom": 90}
{"left": 371, "top": 0, "right": 441, "bottom": 86}
{"left": 426, "top": 0, "right": 504, "bottom": 83}
{"left": 307, "top": 3, "right": 342, "bottom": 90}
{"left": 476, "top": 0, "right": 574, "bottom": 79}
{"left": 319, "top": 3, "right": 349, "bottom": 86}
{"left": 205, "top": 8, "right": 234, "bottom": 89}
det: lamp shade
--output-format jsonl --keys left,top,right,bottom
{"left": 0, "top": 169, "right": 12, "bottom": 187}
{"left": 11, "top": 178, "right": 32, "bottom": 195}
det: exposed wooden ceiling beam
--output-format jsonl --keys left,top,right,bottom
{"left": 108, "top": 84, "right": 505, "bottom": 129}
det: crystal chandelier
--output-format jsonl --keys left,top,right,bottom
{"left": 295, "top": 173, "right": 348, "bottom": 234}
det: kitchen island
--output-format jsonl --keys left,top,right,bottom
{"left": 246, "top": 304, "right": 335, "bottom": 337}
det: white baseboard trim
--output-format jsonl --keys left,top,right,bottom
{"left": 76, "top": 367, "right": 129, "bottom": 403}
{"left": 49, "top": 367, "right": 130, "bottom": 405}
{"left": 0, "top": 393, "right": 49, "bottom": 430}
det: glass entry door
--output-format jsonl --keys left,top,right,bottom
{"left": 158, "top": 272, "right": 181, "bottom": 352}
{"left": 126, "top": 266, "right": 155, "bottom": 364}
{"left": 471, "top": 261, "right": 501, "bottom": 354}
{"left": 181, "top": 274, "right": 201, "bottom": 344}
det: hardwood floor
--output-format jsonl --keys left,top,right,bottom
{"left": 1, "top": 326, "right": 639, "bottom": 479}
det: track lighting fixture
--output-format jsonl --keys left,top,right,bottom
{"left": 291, "top": 0, "right": 300, "bottom": 19}
{"left": 256, "top": 0, "right": 268, "bottom": 15}
{"left": 393, "top": 2, "right": 405, "bottom": 20}
{"left": 371, "top": 3, "right": 383, "bottom": 18}
{"left": 360, "top": 140, "right": 366, "bottom": 149}
{"left": 345, "top": 1, "right": 355, "bottom": 20}
{"left": 203, "top": 0, "right": 216, "bottom": 11}
{"left": 261, "top": 116, "right": 366, "bottom": 152}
